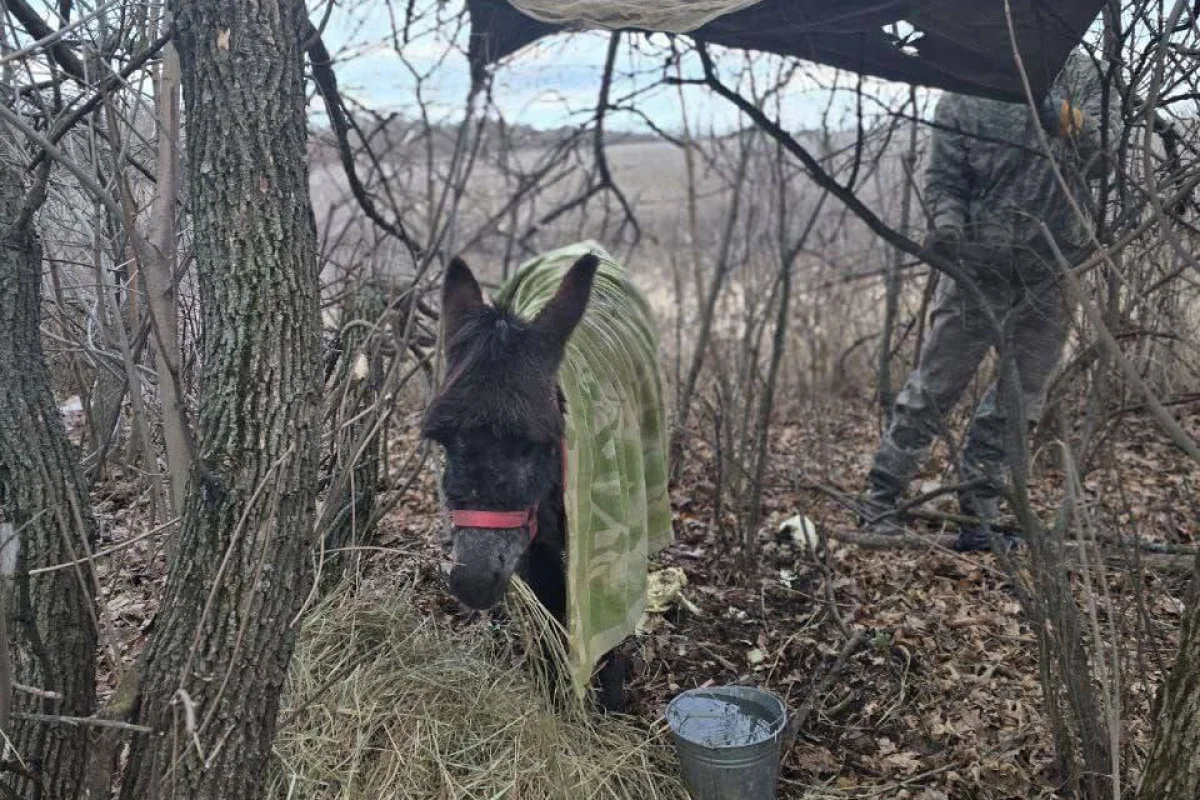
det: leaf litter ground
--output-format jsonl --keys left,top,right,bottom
{"left": 87, "top": 399, "right": 1198, "bottom": 799}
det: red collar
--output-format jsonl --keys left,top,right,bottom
{"left": 448, "top": 437, "right": 567, "bottom": 540}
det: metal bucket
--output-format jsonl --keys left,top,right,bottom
{"left": 666, "top": 685, "right": 789, "bottom": 800}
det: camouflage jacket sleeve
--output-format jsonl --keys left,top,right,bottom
{"left": 1062, "top": 53, "right": 1125, "bottom": 179}
{"left": 924, "top": 94, "right": 971, "bottom": 234}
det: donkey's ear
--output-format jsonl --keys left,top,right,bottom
{"left": 533, "top": 253, "right": 599, "bottom": 351}
{"left": 442, "top": 256, "right": 484, "bottom": 342}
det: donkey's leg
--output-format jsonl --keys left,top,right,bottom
{"left": 525, "top": 541, "right": 567, "bottom": 623}
{"left": 526, "top": 543, "right": 628, "bottom": 713}
{"left": 524, "top": 542, "right": 569, "bottom": 701}
{"left": 594, "top": 647, "right": 630, "bottom": 713}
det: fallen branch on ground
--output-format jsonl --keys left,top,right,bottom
{"left": 790, "top": 628, "right": 868, "bottom": 734}
{"left": 829, "top": 527, "right": 1196, "bottom": 573}
{"left": 802, "top": 480, "right": 1195, "bottom": 569}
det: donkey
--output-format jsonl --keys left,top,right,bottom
{"left": 422, "top": 252, "right": 630, "bottom": 711}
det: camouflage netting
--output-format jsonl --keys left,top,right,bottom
{"left": 508, "top": 0, "right": 762, "bottom": 33}
{"left": 466, "top": 0, "right": 1109, "bottom": 103}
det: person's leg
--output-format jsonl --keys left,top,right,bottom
{"left": 957, "top": 271, "right": 1071, "bottom": 550}
{"left": 865, "top": 277, "right": 994, "bottom": 532}
{"left": 954, "top": 380, "right": 1007, "bottom": 550}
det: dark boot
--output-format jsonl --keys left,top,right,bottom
{"left": 955, "top": 492, "right": 1010, "bottom": 552}
{"left": 860, "top": 472, "right": 906, "bottom": 536}
{"left": 954, "top": 521, "right": 993, "bottom": 552}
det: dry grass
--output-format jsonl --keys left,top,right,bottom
{"left": 268, "top": 580, "right": 688, "bottom": 800}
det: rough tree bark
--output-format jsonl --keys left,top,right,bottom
{"left": 1137, "top": 559, "right": 1200, "bottom": 798}
{"left": 117, "top": 0, "right": 322, "bottom": 796}
{"left": 0, "top": 152, "right": 98, "bottom": 796}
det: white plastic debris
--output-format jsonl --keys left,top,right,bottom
{"left": 352, "top": 352, "right": 370, "bottom": 381}
{"left": 58, "top": 395, "right": 83, "bottom": 415}
{"left": 637, "top": 566, "right": 702, "bottom": 634}
{"left": 778, "top": 514, "right": 821, "bottom": 554}
{"left": 645, "top": 566, "right": 701, "bottom": 614}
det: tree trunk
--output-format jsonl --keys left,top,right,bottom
{"left": 1138, "top": 560, "right": 1200, "bottom": 798}
{"left": 877, "top": 87, "right": 918, "bottom": 425}
{"left": 118, "top": 0, "right": 321, "bottom": 796}
{"left": 0, "top": 158, "right": 99, "bottom": 797}
{"left": 143, "top": 30, "right": 191, "bottom": 520}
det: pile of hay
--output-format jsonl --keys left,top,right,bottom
{"left": 270, "top": 584, "right": 688, "bottom": 799}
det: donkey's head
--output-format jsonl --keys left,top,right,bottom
{"left": 422, "top": 253, "right": 599, "bottom": 610}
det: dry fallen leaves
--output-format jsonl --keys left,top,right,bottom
{"left": 85, "top": 400, "right": 1195, "bottom": 799}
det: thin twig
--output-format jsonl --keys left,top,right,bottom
{"left": 32, "top": 28, "right": 174, "bottom": 170}
{"left": 12, "top": 711, "right": 153, "bottom": 734}
{"left": 304, "top": 23, "right": 424, "bottom": 263}
{"left": 12, "top": 683, "right": 62, "bottom": 701}
{"left": 28, "top": 517, "right": 181, "bottom": 575}
{"left": 791, "top": 629, "right": 867, "bottom": 733}
{"left": 0, "top": 0, "right": 120, "bottom": 76}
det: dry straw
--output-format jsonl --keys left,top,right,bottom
{"left": 269, "top": 579, "right": 687, "bottom": 799}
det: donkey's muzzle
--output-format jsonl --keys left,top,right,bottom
{"left": 447, "top": 526, "right": 529, "bottom": 610}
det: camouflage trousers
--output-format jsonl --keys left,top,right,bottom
{"left": 868, "top": 256, "right": 1072, "bottom": 517}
